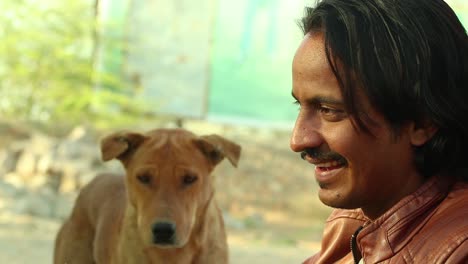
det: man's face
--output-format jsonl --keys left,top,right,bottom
{"left": 290, "top": 33, "right": 425, "bottom": 219}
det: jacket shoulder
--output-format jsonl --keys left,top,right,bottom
{"left": 413, "top": 181, "right": 468, "bottom": 262}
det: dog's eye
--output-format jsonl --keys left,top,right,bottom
{"left": 182, "top": 174, "right": 198, "bottom": 186}
{"left": 137, "top": 173, "right": 151, "bottom": 185}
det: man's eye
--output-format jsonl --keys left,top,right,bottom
{"left": 319, "top": 106, "right": 335, "bottom": 114}
{"left": 319, "top": 106, "right": 346, "bottom": 121}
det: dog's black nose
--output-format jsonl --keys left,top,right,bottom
{"left": 152, "top": 222, "right": 176, "bottom": 244}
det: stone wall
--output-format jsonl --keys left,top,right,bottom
{"left": 0, "top": 125, "right": 122, "bottom": 219}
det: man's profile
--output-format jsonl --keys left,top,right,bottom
{"left": 290, "top": 0, "right": 468, "bottom": 263}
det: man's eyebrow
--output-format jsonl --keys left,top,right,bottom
{"left": 310, "top": 96, "right": 344, "bottom": 106}
{"left": 291, "top": 92, "right": 344, "bottom": 106}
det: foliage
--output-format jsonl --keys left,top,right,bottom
{"left": 0, "top": 0, "right": 151, "bottom": 131}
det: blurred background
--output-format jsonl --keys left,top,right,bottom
{"left": 0, "top": 0, "right": 467, "bottom": 263}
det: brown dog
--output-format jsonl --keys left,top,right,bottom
{"left": 54, "top": 128, "right": 241, "bottom": 264}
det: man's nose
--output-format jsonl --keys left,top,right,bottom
{"left": 290, "top": 120, "right": 323, "bottom": 152}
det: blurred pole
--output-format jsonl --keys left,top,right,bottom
{"left": 92, "top": 0, "right": 102, "bottom": 91}
{"left": 203, "top": 0, "right": 218, "bottom": 118}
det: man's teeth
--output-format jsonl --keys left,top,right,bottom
{"left": 317, "top": 160, "right": 342, "bottom": 168}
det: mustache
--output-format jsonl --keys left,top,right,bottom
{"left": 300, "top": 148, "right": 346, "bottom": 163}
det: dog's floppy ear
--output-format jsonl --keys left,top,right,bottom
{"left": 100, "top": 131, "right": 146, "bottom": 162}
{"left": 194, "top": 134, "right": 241, "bottom": 167}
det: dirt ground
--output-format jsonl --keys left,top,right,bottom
{"left": 0, "top": 120, "right": 332, "bottom": 263}
{"left": 0, "top": 212, "right": 319, "bottom": 264}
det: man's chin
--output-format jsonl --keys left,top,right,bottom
{"left": 318, "top": 190, "right": 356, "bottom": 209}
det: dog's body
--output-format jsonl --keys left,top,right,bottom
{"left": 54, "top": 128, "right": 241, "bottom": 264}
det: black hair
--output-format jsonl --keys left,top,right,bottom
{"left": 301, "top": 0, "right": 468, "bottom": 177}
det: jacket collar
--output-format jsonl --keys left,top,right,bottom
{"left": 356, "top": 175, "right": 453, "bottom": 263}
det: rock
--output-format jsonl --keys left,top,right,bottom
{"left": 0, "top": 179, "right": 20, "bottom": 198}
{"left": 58, "top": 162, "right": 79, "bottom": 193}
{"left": 244, "top": 213, "right": 265, "bottom": 228}
{"left": 28, "top": 133, "right": 56, "bottom": 155}
{"left": 223, "top": 212, "right": 246, "bottom": 230}
{"left": 15, "top": 152, "right": 37, "bottom": 177}
{"left": 4, "top": 172, "right": 24, "bottom": 189}
{"left": 36, "top": 153, "right": 53, "bottom": 175}
{"left": 28, "top": 173, "right": 49, "bottom": 190}
{"left": 15, "top": 191, "right": 55, "bottom": 218}
{"left": 0, "top": 146, "right": 22, "bottom": 176}
{"left": 67, "top": 126, "right": 87, "bottom": 141}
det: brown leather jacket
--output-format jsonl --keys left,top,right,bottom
{"left": 304, "top": 176, "right": 468, "bottom": 264}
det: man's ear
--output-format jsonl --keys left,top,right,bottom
{"left": 194, "top": 134, "right": 241, "bottom": 167}
{"left": 409, "top": 121, "right": 438, "bottom": 146}
{"left": 100, "top": 131, "right": 146, "bottom": 162}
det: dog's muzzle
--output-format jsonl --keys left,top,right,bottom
{"left": 151, "top": 222, "right": 176, "bottom": 245}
